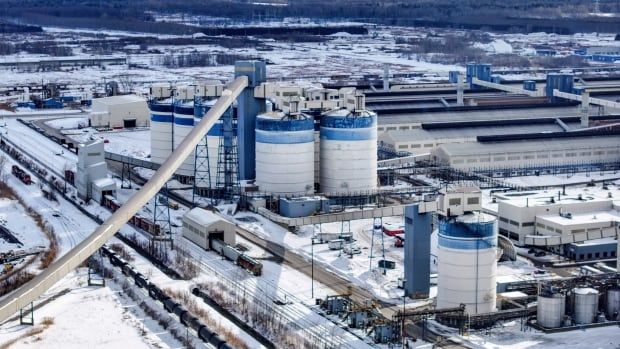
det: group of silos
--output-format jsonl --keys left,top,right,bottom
{"left": 149, "top": 83, "right": 378, "bottom": 197}
{"left": 255, "top": 96, "right": 378, "bottom": 196}
{"left": 149, "top": 83, "right": 224, "bottom": 188}
{"left": 537, "top": 286, "right": 620, "bottom": 328}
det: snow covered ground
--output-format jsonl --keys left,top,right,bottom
{"left": 0, "top": 269, "right": 178, "bottom": 349}
{"left": 0, "top": 198, "right": 45, "bottom": 252}
{"left": 432, "top": 318, "right": 620, "bottom": 349}
{"left": 232, "top": 210, "right": 438, "bottom": 304}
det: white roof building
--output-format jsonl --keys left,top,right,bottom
{"left": 182, "top": 208, "right": 236, "bottom": 250}
{"left": 89, "top": 94, "right": 150, "bottom": 129}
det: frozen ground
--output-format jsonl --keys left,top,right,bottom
{"left": 429, "top": 317, "right": 620, "bottom": 349}
{"left": 0, "top": 269, "right": 176, "bottom": 349}
{"left": 233, "top": 210, "right": 438, "bottom": 304}
{"left": 0, "top": 198, "right": 45, "bottom": 252}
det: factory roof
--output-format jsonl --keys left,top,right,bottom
{"left": 93, "top": 94, "right": 146, "bottom": 105}
{"left": 380, "top": 122, "right": 571, "bottom": 143}
{"left": 92, "top": 178, "right": 116, "bottom": 190}
{"left": 494, "top": 185, "right": 619, "bottom": 209}
{"left": 184, "top": 207, "right": 228, "bottom": 227}
{"left": 436, "top": 135, "right": 620, "bottom": 157}
{"left": 538, "top": 210, "right": 620, "bottom": 226}
{"left": 378, "top": 106, "right": 588, "bottom": 125}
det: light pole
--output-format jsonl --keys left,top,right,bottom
{"left": 311, "top": 226, "right": 315, "bottom": 299}
{"left": 402, "top": 281, "right": 407, "bottom": 349}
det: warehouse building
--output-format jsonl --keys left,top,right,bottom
{"left": 434, "top": 136, "right": 620, "bottom": 171}
{"left": 182, "top": 208, "right": 236, "bottom": 250}
{"left": 379, "top": 122, "right": 571, "bottom": 155}
{"left": 89, "top": 94, "right": 150, "bottom": 128}
{"left": 493, "top": 187, "right": 620, "bottom": 247}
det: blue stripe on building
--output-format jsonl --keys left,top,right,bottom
{"left": 321, "top": 114, "right": 376, "bottom": 129}
{"left": 174, "top": 117, "right": 194, "bottom": 126}
{"left": 438, "top": 235, "right": 497, "bottom": 250}
{"left": 320, "top": 127, "right": 377, "bottom": 141}
{"left": 256, "top": 129, "right": 314, "bottom": 144}
{"left": 151, "top": 113, "right": 174, "bottom": 123}
{"left": 256, "top": 117, "right": 314, "bottom": 132}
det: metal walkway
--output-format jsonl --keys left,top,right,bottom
{"left": 104, "top": 151, "right": 160, "bottom": 170}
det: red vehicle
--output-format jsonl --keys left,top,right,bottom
{"left": 64, "top": 170, "right": 75, "bottom": 185}
{"left": 394, "top": 236, "right": 404, "bottom": 248}
{"left": 382, "top": 223, "right": 404, "bottom": 236}
{"left": 11, "top": 165, "right": 32, "bottom": 185}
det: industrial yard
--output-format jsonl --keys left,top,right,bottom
{"left": 0, "top": 1, "right": 619, "bottom": 348}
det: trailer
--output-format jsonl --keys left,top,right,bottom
{"left": 328, "top": 239, "right": 344, "bottom": 250}
{"left": 314, "top": 232, "right": 340, "bottom": 244}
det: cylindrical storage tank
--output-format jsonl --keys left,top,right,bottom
{"left": 573, "top": 287, "right": 598, "bottom": 325}
{"left": 436, "top": 212, "right": 498, "bottom": 315}
{"left": 606, "top": 288, "right": 620, "bottom": 320}
{"left": 537, "top": 293, "right": 565, "bottom": 328}
{"left": 255, "top": 112, "right": 314, "bottom": 195}
{"left": 149, "top": 99, "right": 174, "bottom": 165}
{"left": 319, "top": 110, "right": 377, "bottom": 194}
{"left": 173, "top": 100, "right": 195, "bottom": 180}
{"left": 194, "top": 99, "right": 220, "bottom": 189}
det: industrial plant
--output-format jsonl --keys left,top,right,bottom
{"left": 0, "top": 3, "right": 619, "bottom": 348}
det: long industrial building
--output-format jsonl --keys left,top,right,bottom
{"left": 435, "top": 135, "right": 620, "bottom": 171}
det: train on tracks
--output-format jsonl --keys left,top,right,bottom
{"left": 210, "top": 238, "right": 263, "bottom": 277}
{"left": 10, "top": 165, "right": 32, "bottom": 185}
{"left": 102, "top": 195, "right": 163, "bottom": 236}
{"left": 102, "top": 246, "right": 233, "bottom": 349}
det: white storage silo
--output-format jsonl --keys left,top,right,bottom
{"left": 537, "top": 292, "right": 566, "bottom": 328}
{"left": 149, "top": 83, "right": 174, "bottom": 165}
{"left": 606, "top": 288, "right": 620, "bottom": 320}
{"left": 173, "top": 99, "right": 195, "bottom": 181}
{"left": 573, "top": 287, "right": 599, "bottom": 324}
{"left": 436, "top": 212, "right": 498, "bottom": 315}
{"left": 194, "top": 98, "right": 220, "bottom": 189}
{"left": 255, "top": 111, "right": 314, "bottom": 195}
{"left": 319, "top": 109, "right": 377, "bottom": 194}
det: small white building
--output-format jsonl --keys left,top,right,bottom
{"left": 182, "top": 208, "right": 236, "bottom": 250}
{"left": 76, "top": 140, "right": 115, "bottom": 201}
{"left": 89, "top": 95, "right": 150, "bottom": 128}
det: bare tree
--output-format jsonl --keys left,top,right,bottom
{"left": 0, "top": 154, "right": 7, "bottom": 182}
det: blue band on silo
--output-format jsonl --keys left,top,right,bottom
{"left": 320, "top": 127, "right": 377, "bottom": 141}
{"left": 148, "top": 102, "right": 173, "bottom": 113}
{"left": 256, "top": 129, "right": 314, "bottom": 144}
{"left": 438, "top": 235, "right": 497, "bottom": 250}
{"left": 174, "top": 117, "right": 194, "bottom": 126}
{"left": 321, "top": 114, "right": 376, "bottom": 128}
{"left": 256, "top": 117, "right": 314, "bottom": 132}
{"left": 151, "top": 113, "right": 173, "bottom": 123}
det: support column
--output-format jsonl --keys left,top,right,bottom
{"left": 404, "top": 204, "right": 432, "bottom": 298}
{"left": 234, "top": 61, "right": 266, "bottom": 180}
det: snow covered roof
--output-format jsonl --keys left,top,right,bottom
{"left": 184, "top": 207, "right": 228, "bottom": 228}
{"left": 93, "top": 94, "right": 146, "bottom": 106}
{"left": 437, "top": 136, "right": 620, "bottom": 157}
{"left": 92, "top": 178, "right": 116, "bottom": 190}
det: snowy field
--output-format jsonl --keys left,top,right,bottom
{"left": 0, "top": 198, "right": 45, "bottom": 253}
{"left": 0, "top": 269, "right": 178, "bottom": 349}
{"left": 431, "top": 318, "right": 620, "bottom": 349}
